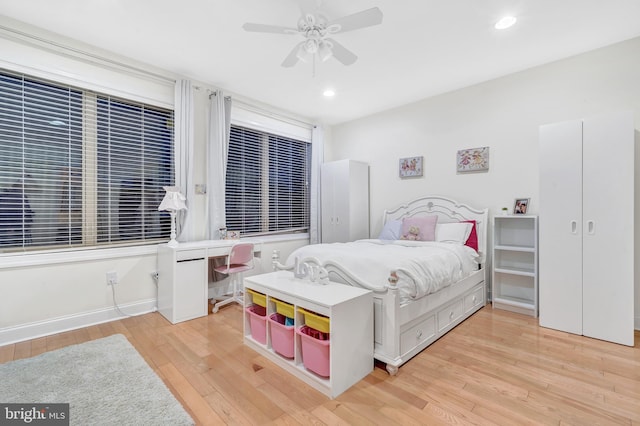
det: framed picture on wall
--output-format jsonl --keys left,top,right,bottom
{"left": 456, "top": 146, "right": 489, "bottom": 173}
{"left": 513, "top": 198, "right": 530, "bottom": 214}
{"left": 399, "top": 156, "right": 423, "bottom": 178}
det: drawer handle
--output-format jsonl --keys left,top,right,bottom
{"left": 449, "top": 311, "right": 454, "bottom": 319}
{"left": 472, "top": 295, "right": 477, "bottom": 303}
{"left": 416, "top": 329, "right": 422, "bottom": 339}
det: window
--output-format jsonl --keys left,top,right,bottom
{"left": 226, "top": 125, "right": 311, "bottom": 236}
{"left": 0, "top": 69, "right": 174, "bottom": 252}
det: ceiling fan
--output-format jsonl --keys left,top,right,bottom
{"left": 242, "top": 3, "right": 383, "bottom": 68}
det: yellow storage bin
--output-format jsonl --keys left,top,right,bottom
{"left": 273, "top": 298, "right": 294, "bottom": 318}
{"left": 298, "top": 307, "right": 330, "bottom": 333}
{"left": 247, "top": 289, "right": 266, "bottom": 307}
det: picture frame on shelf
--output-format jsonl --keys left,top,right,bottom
{"left": 399, "top": 156, "right": 423, "bottom": 178}
{"left": 224, "top": 230, "right": 240, "bottom": 240}
{"left": 513, "top": 198, "right": 530, "bottom": 215}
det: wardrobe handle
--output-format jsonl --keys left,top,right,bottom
{"left": 570, "top": 220, "right": 578, "bottom": 234}
{"left": 587, "top": 220, "right": 595, "bottom": 235}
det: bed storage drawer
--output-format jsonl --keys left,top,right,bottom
{"left": 464, "top": 285, "right": 485, "bottom": 313}
{"left": 437, "top": 299, "right": 463, "bottom": 332}
{"left": 400, "top": 315, "right": 436, "bottom": 355}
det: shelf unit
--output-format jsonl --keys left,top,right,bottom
{"left": 243, "top": 271, "right": 373, "bottom": 399}
{"left": 492, "top": 215, "right": 538, "bottom": 317}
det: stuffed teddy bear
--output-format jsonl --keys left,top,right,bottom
{"left": 401, "top": 225, "right": 421, "bottom": 241}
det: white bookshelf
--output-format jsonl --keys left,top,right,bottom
{"left": 492, "top": 215, "right": 538, "bottom": 317}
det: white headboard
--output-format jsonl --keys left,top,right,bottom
{"left": 382, "top": 196, "right": 489, "bottom": 264}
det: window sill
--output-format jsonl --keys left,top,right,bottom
{"left": 0, "top": 233, "right": 310, "bottom": 270}
{"left": 0, "top": 244, "right": 159, "bottom": 269}
{"left": 254, "top": 233, "right": 309, "bottom": 244}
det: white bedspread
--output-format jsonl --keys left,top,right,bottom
{"left": 285, "top": 239, "right": 480, "bottom": 304}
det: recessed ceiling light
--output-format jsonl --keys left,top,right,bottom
{"left": 495, "top": 16, "right": 517, "bottom": 30}
{"left": 323, "top": 89, "right": 335, "bottom": 97}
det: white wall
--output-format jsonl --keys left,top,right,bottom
{"left": 329, "top": 36, "right": 640, "bottom": 328}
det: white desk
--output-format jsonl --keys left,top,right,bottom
{"left": 157, "top": 239, "right": 263, "bottom": 324}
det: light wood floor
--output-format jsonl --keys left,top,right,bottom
{"left": 1, "top": 305, "right": 639, "bottom": 425}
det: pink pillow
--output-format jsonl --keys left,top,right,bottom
{"left": 400, "top": 216, "right": 438, "bottom": 241}
{"left": 461, "top": 220, "right": 478, "bottom": 251}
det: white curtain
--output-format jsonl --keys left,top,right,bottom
{"left": 206, "top": 90, "right": 232, "bottom": 239}
{"left": 174, "top": 79, "right": 196, "bottom": 242}
{"left": 310, "top": 125, "right": 324, "bottom": 244}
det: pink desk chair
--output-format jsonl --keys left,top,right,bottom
{"left": 211, "top": 242, "right": 254, "bottom": 313}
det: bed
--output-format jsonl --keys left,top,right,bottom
{"left": 272, "top": 196, "right": 488, "bottom": 375}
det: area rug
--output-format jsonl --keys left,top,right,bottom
{"left": 0, "top": 334, "right": 194, "bottom": 425}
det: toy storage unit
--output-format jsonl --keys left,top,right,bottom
{"left": 243, "top": 270, "right": 373, "bottom": 399}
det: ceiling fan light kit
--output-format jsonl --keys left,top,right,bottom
{"left": 243, "top": 4, "right": 383, "bottom": 69}
{"left": 495, "top": 16, "right": 517, "bottom": 30}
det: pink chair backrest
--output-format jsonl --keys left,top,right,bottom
{"left": 228, "top": 243, "right": 254, "bottom": 266}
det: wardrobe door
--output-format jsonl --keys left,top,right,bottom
{"left": 332, "top": 162, "right": 351, "bottom": 241}
{"left": 538, "top": 120, "right": 583, "bottom": 335}
{"left": 321, "top": 161, "right": 338, "bottom": 243}
{"left": 347, "top": 161, "right": 370, "bottom": 242}
{"left": 582, "top": 111, "right": 635, "bottom": 346}
{"left": 321, "top": 161, "right": 351, "bottom": 243}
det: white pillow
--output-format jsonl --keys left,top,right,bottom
{"left": 435, "top": 222, "right": 473, "bottom": 244}
{"left": 378, "top": 219, "right": 402, "bottom": 240}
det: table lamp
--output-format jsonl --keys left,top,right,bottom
{"left": 158, "top": 186, "right": 187, "bottom": 247}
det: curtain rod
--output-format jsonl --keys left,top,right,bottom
{"left": 207, "top": 90, "right": 231, "bottom": 101}
{"left": 205, "top": 88, "right": 313, "bottom": 129}
{"left": 231, "top": 98, "right": 313, "bottom": 129}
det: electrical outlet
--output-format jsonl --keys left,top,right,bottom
{"left": 106, "top": 271, "right": 118, "bottom": 285}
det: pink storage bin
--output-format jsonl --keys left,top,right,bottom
{"left": 297, "top": 325, "right": 331, "bottom": 378}
{"left": 246, "top": 304, "right": 267, "bottom": 344}
{"left": 268, "top": 313, "right": 294, "bottom": 359}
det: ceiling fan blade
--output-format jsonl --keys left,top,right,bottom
{"left": 281, "top": 41, "right": 305, "bottom": 67}
{"left": 327, "top": 7, "right": 383, "bottom": 33}
{"left": 325, "top": 38, "right": 357, "bottom": 65}
{"left": 242, "top": 23, "right": 298, "bottom": 35}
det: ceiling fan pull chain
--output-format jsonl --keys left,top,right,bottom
{"left": 312, "top": 54, "right": 316, "bottom": 78}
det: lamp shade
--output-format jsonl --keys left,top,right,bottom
{"left": 158, "top": 186, "right": 187, "bottom": 212}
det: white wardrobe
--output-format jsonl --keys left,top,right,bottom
{"left": 321, "top": 160, "right": 369, "bottom": 243}
{"left": 538, "top": 110, "right": 637, "bottom": 346}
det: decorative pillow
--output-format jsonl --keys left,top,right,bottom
{"left": 461, "top": 220, "right": 479, "bottom": 251}
{"left": 400, "top": 216, "right": 438, "bottom": 241}
{"left": 378, "top": 219, "right": 402, "bottom": 240}
{"left": 435, "top": 222, "right": 473, "bottom": 244}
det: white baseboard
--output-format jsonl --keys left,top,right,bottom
{"left": 0, "top": 299, "right": 157, "bottom": 347}
{"left": 635, "top": 316, "right": 640, "bottom": 331}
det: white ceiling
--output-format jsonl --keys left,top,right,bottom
{"left": 1, "top": 0, "right": 640, "bottom": 125}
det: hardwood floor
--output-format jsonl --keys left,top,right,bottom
{"left": 1, "top": 305, "right": 639, "bottom": 425}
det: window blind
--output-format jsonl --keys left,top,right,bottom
{"left": 226, "top": 125, "right": 311, "bottom": 236}
{"left": 0, "top": 69, "right": 174, "bottom": 252}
